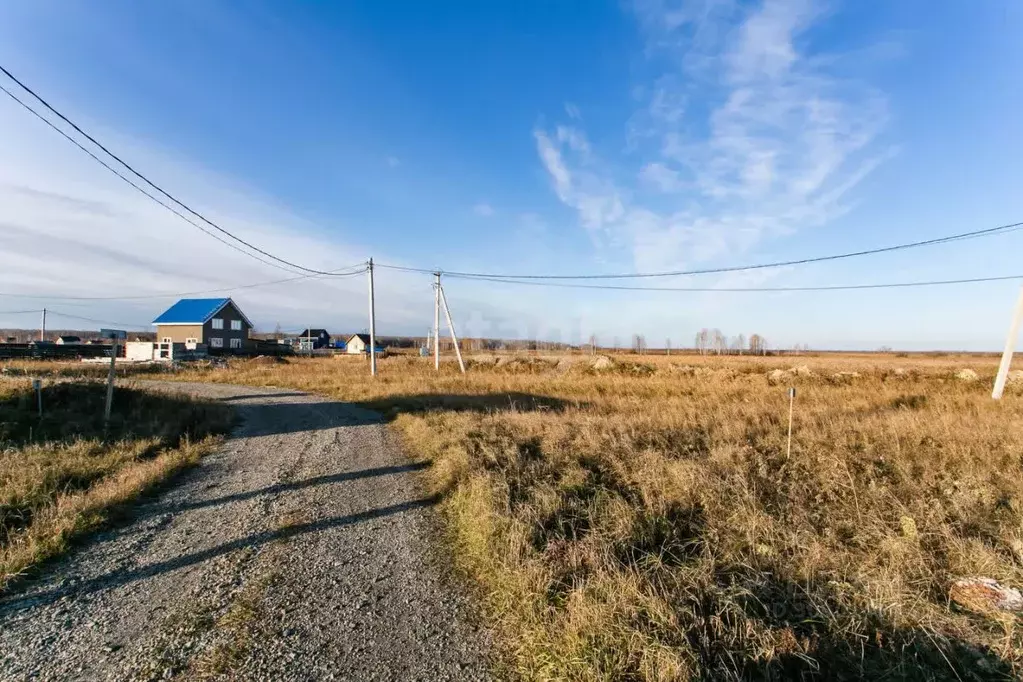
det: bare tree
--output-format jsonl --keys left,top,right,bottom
{"left": 632, "top": 334, "right": 646, "bottom": 354}
{"left": 749, "top": 333, "right": 767, "bottom": 356}
{"left": 666, "top": 337, "right": 671, "bottom": 356}
{"left": 736, "top": 333, "right": 746, "bottom": 355}
{"left": 711, "top": 328, "right": 726, "bottom": 355}
{"left": 588, "top": 334, "right": 598, "bottom": 355}
{"left": 695, "top": 329, "right": 710, "bottom": 355}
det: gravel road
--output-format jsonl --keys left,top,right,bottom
{"left": 0, "top": 382, "right": 493, "bottom": 681}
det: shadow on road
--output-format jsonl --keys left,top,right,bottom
{"left": 354, "top": 391, "right": 585, "bottom": 422}
{"left": 1, "top": 495, "right": 439, "bottom": 613}
{"left": 166, "top": 462, "right": 430, "bottom": 513}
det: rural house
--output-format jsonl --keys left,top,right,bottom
{"left": 56, "top": 335, "right": 82, "bottom": 345}
{"left": 152, "top": 298, "right": 252, "bottom": 352}
{"left": 346, "top": 333, "right": 371, "bottom": 354}
{"left": 297, "top": 328, "right": 331, "bottom": 351}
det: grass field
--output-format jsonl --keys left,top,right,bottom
{"left": 145, "top": 351, "right": 1021, "bottom": 681}
{"left": 0, "top": 379, "right": 231, "bottom": 590}
{"left": 7, "top": 352, "right": 1023, "bottom": 679}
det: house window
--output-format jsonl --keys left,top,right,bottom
{"left": 185, "top": 338, "right": 198, "bottom": 344}
{"left": 210, "top": 337, "right": 223, "bottom": 348}
{"left": 162, "top": 337, "right": 172, "bottom": 343}
{"left": 212, "top": 318, "right": 224, "bottom": 330}
{"left": 230, "top": 338, "right": 242, "bottom": 349}
{"left": 230, "top": 320, "right": 242, "bottom": 331}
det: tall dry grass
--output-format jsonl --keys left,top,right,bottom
{"left": 0, "top": 379, "right": 231, "bottom": 589}
{"left": 15, "top": 352, "right": 1023, "bottom": 679}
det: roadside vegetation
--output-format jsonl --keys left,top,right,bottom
{"left": 0, "top": 379, "right": 231, "bottom": 590}
{"left": 8, "top": 352, "right": 1023, "bottom": 679}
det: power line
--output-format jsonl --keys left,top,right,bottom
{"left": 0, "top": 261, "right": 368, "bottom": 301}
{"left": 46, "top": 310, "right": 149, "bottom": 329}
{"left": 0, "top": 64, "right": 340, "bottom": 276}
{"left": 0, "top": 82, "right": 309, "bottom": 277}
{"left": 441, "top": 272, "right": 1023, "bottom": 292}
{"left": 375, "top": 219, "right": 1023, "bottom": 280}
{"left": 0, "top": 309, "right": 43, "bottom": 315}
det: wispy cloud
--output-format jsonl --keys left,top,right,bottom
{"left": 473, "top": 202, "right": 495, "bottom": 217}
{"left": 0, "top": 101, "right": 534, "bottom": 335}
{"left": 535, "top": 0, "right": 895, "bottom": 272}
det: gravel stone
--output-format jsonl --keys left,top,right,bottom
{"left": 0, "top": 382, "right": 493, "bottom": 681}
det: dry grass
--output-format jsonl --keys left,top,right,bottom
{"left": 0, "top": 379, "right": 232, "bottom": 589}
{"left": 10, "top": 352, "right": 1023, "bottom": 679}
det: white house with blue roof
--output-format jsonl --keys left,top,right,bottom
{"left": 152, "top": 298, "right": 253, "bottom": 352}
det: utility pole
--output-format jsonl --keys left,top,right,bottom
{"left": 438, "top": 282, "right": 466, "bottom": 374}
{"left": 666, "top": 338, "right": 671, "bottom": 356}
{"left": 368, "top": 258, "right": 377, "bottom": 376}
{"left": 993, "top": 285, "right": 1023, "bottom": 399}
{"left": 40, "top": 308, "right": 46, "bottom": 342}
{"left": 434, "top": 272, "right": 441, "bottom": 371}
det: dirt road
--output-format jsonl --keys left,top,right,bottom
{"left": 0, "top": 382, "right": 492, "bottom": 681}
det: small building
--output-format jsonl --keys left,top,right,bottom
{"left": 126, "top": 341, "right": 208, "bottom": 362}
{"left": 346, "top": 333, "right": 371, "bottom": 355}
{"left": 152, "top": 298, "right": 252, "bottom": 352}
{"left": 297, "top": 328, "right": 331, "bottom": 351}
{"left": 56, "top": 335, "right": 82, "bottom": 345}
{"left": 345, "top": 334, "right": 384, "bottom": 356}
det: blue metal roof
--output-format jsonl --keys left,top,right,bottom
{"left": 153, "top": 298, "right": 232, "bottom": 325}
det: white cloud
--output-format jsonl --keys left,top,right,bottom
{"left": 473, "top": 202, "right": 495, "bottom": 217}
{"left": 564, "top": 102, "right": 581, "bottom": 120}
{"left": 535, "top": 0, "right": 896, "bottom": 273}
{"left": 0, "top": 99, "right": 536, "bottom": 336}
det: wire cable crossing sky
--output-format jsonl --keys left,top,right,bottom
{"left": 0, "top": 1, "right": 1021, "bottom": 350}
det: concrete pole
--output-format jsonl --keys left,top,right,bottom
{"left": 40, "top": 308, "right": 46, "bottom": 342}
{"left": 438, "top": 283, "right": 466, "bottom": 374}
{"left": 368, "top": 258, "right": 377, "bottom": 376}
{"left": 435, "top": 271, "right": 443, "bottom": 370}
{"left": 992, "top": 285, "right": 1023, "bottom": 399}
{"left": 103, "top": 338, "right": 118, "bottom": 428}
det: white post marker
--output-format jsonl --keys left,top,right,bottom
{"left": 368, "top": 258, "right": 377, "bottom": 377}
{"left": 434, "top": 273, "right": 441, "bottom": 371}
{"left": 786, "top": 387, "right": 796, "bottom": 460}
{"left": 992, "top": 285, "right": 1023, "bottom": 400}
{"left": 40, "top": 308, "right": 46, "bottom": 342}
{"left": 438, "top": 283, "right": 466, "bottom": 374}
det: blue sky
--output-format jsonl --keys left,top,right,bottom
{"left": 1, "top": 0, "right": 1022, "bottom": 350}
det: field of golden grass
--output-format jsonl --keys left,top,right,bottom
{"left": 0, "top": 379, "right": 231, "bottom": 590}
{"left": 9, "top": 351, "right": 1023, "bottom": 679}
{"left": 144, "top": 351, "right": 1020, "bottom": 681}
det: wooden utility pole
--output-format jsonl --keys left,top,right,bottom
{"left": 434, "top": 273, "right": 441, "bottom": 370}
{"left": 368, "top": 258, "right": 377, "bottom": 376}
{"left": 993, "top": 285, "right": 1023, "bottom": 399}
{"left": 438, "top": 282, "right": 466, "bottom": 374}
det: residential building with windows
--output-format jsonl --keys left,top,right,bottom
{"left": 152, "top": 298, "right": 252, "bottom": 352}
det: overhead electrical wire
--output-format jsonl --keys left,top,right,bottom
{"left": 0, "top": 261, "right": 368, "bottom": 301}
{"left": 375, "top": 219, "right": 1023, "bottom": 280}
{"left": 0, "top": 64, "right": 342, "bottom": 277}
{"left": 46, "top": 310, "right": 150, "bottom": 329}
{"left": 436, "top": 272, "right": 1023, "bottom": 292}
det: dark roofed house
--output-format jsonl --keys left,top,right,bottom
{"left": 297, "top": 328, "right": 331, "bottom": 351}
{"left": 346, "top": 333, "right": 371, "bottom": 355}
{"left": 56, "top": 335, "right": 82, "bottom": 345}
{"left": 153, "top": 298, "right": 252, "bottom": 352}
